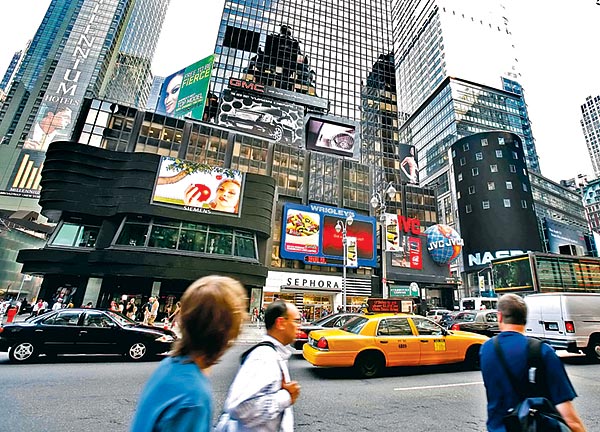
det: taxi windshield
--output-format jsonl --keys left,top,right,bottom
{"left": 340, "top": 316, "right": 368, "bottom": 334}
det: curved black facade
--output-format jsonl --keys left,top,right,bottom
{"left": 18, "top": 142, "right": 276, "bottom": 306}
{"left": 451, "top": 131, "right": 542, "bottom": 271}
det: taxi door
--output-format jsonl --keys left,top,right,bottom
{"left": 375, "top": 317, "right": 420, "bottom": 366}
{"left": 410, "top": 316, "right": 459, "bottom": 365}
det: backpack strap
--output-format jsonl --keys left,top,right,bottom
{"left": 526, "top": 337, "right": 550, "bottom": 398}
{"left": 240, "top": 341, "right": 277, "bottom": 364}
{"left": 493, "top": 337, "right": 528, "bottom": 400}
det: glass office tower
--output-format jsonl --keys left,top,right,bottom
{"left": 580, "top": 95, "right": 600, "bottom": 178}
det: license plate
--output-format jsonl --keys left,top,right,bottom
{"left": 545, "top": 322, "right": 559, "bottom": 331}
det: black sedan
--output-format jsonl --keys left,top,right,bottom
{"left": 294, "top": 312, "right": 362, "bottom": 350}
{"left": 0, "top": 308, "right": 176, "bottom": 363}
{"left": 449, "top": 310, "right": 499, "bottom": 337}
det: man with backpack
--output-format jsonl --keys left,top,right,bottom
{"left": 480, "top": 294, "right": 586, "bottom": 432}
{"left": 215, "top": 300, "right": 301, "bottom": 431}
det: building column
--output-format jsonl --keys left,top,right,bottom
{"left": 82, "top": 277, "right": 102, "bottom": 308}
{"left": 151, "top": 281, "right": 161, "bottom": 298}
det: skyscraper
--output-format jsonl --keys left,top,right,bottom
{"left": 580, "top": 95, "right": 600, "bottom": 178}
{"left": 0, "top": 49, "right": 25, "bottom": 92}
{"left": 0, "top": 0, "right": 168, "bottom": 207}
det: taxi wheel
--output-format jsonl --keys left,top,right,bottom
{"left": 464, "top": 345, "right": 481, "bottom": 370}
{"left": 355, "top": 351, "right": 384, "bottom": 378}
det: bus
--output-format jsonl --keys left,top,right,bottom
{"left": 491, "top": 252, "right": 600, "bottom": 294}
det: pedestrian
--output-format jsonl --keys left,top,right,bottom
{"left": 84, "top": 301, "right": 93, "bottom": 308}
{"left": 168, "top": 301, "right": 181, "bottom": 329}
{"left": 130, "top": 275, "right": 247, "bottom": 432}
{"left": 109, "top": 300, "right": 119, "bottom": 312}
{"left": 125, "top": 298, "right": 138, "bottom": 320}
{"left": 479, "top": 294, "right": 586, "bottom": 432}
{"left": 148, "top": 297, "right": 159, "bottom": 326}
{"left": 217, "top": 300, "right": 301, "bottom": 431}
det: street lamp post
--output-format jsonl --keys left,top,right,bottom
{"left": 370, "top": 181, "right": 397, "bottom": 299}
{"left": 335, "top": 214, "right": 354, "bottom": 311}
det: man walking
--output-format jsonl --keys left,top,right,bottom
{"left": 480, "top": 294, "right": 586, "bottom": 432}
{"left": 219, "top": 300, "right": 301, "bottom": 431}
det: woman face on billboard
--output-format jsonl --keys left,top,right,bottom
{"left": 210, "top": 179, "right": 241, "bottom": 213}
{"left": 164, "top": 74, "right": 183, "bottom": 114}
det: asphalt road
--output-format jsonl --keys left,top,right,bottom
{"left": 0, "top": 343, "right": 598, "bottom": 432}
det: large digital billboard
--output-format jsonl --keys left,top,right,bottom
{"left": 280, "top": 203, "right": 376, "bottom": 268}
{"left": 544, "top": 218, "right": 587, "bottom": 255}
{"left": 399, "top": 144, "right": 419, "bottom": 184}
{"left": 152, "top": 157, "right": 244, "bottom": 216}
{"left": 217, "top": 90, "right": 304, "bottom": 146}
{"left": 305, "top": 116, "right": 359, "bottom": 159}
{"left": 156, "top": 55, "right": 214, "bottom": 121}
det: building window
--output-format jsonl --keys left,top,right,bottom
{"left": 512, "top": 151, "right": 518, "bottom": 160}
{"left": 521, "top": 200, "right": 528, "bottom": 208}
{"left": 466, "top": 204, "right": 472, "bottom": 213}
{"left": 457, "top": 191, "right": 461, "bottom": 200}
{"left": 472, "top": 167, "right": 479, "bottom": 176}
{"left": 522, "top": 183, "right": 528, "bottom": 192}
{"left": 475, "top": 152, "right": 483, "bottom": 160}
{"left": 488, "top": 181, "right": 495, "bottom": 190}
{"left": 481, "top": 138, "right": 488, "bottom": 146}
{"left": 496, "top": 150, "right": 503, "bottom": 158}
{"left": 452, "top": 149, "right": 456, "bottom": 158}
{"left": 50, "top": 222, "right": 99, "bottom": 248}
{"left": 460, "top": 157, "right": 466, "bottom": 166}
{"left": 506, "top": 181, "right": 513, "bottom": 190}
{"left": 509, "top": 165, "right": 516, "bottom": 173}
{"left": 463, "top": 143, "right": 470, "bottom": 151}
{"left": 468, "top": 185, "right": 476, "bottom": 194}
{"left": 490, "top": 164, "right": 498, "bottom": 173}
{"left": 498, "top": 137, "right": 505, "bottom": 146}
{"left": 504, "top": 199, "right": 511, "bottom": 208}
{"left": 482, "top": 200, "right": 490, "bottom": 209}
{"left": 458, "top": 173, "right": 463, "bottom": 182}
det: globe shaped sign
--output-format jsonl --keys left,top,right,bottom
{"left": 425, "top": 224, "right": 463, "bottom": 265}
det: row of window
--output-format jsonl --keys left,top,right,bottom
{"left": 465, "top": 199, "right": 529, "bottom": 213}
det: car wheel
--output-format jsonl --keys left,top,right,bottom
{"left": 127, "top": 342, "right": 148, "bottom": 361}
{"left": 355, "top": 351, "right": 384, "bottom": 378}
{"left": 585, "top": 337, "right": 600, "bottom": 362}
{"left": 464, "top": 345, "right": 481, "bottom": 370}
{"left": 9, "top": 341, "right": 38, "bottom": 363}
{"left": 270, "top": 126, "right": 283, "bottom": 142}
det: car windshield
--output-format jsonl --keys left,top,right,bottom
{"left": 311, "top": 314, "right": 336, "bottom": 326}
{"left": 106, "top": 310, "right": 136, "bottom": 326}
{"left": 456, "top": 313, "right": 476, "bottom": 322}
{"left": 340, "top": 316, "right": 368, "bottom": 334}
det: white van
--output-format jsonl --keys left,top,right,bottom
{"left": 460, "top": 297, "right": 498, "bottom": 311}
{"left": 524, "top": 293, "right": 600, "bottom": 361}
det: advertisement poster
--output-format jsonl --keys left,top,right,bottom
{"left": 305, "top": 116, "right": 359, "bottom": 159}
{"left": 399, "top": 144, "right": 419, "bottom": 184}
{"left": 152, "top": 156, "right": 244, "bottom": 215}
{"left": 280, "top": 203, "right": 377, "bottom": 268}
{"left": 384, "top": 213, "right": 401, "bottom": 252}
{"left": 156, "top": 55, "right": 214, "bottom": 121}
{"left": 346, "top": 236, "right": 358, "bottom": 268}
{"left": 391, "top": 236, "right": 423, "bottom": 270}
{"left": 217, "top": 90, "right": 304, "bottom": 146}
{"left": 544, "top": 217, "right": 587, "bottom": 255}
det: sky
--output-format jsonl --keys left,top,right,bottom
{"left": 1, "top": 0, "right": 599, "bottom": 184}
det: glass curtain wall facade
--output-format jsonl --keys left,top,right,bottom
{"left": 0, "top": 50, "right": 24, "bottom": 92}
{"left": 580, "top": 95, "right": 600, "bottom": 178}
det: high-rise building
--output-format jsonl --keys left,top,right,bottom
{"left": 391, "top": 0, "right": 520, "bottom": 120}
{"left": 0, "top": 0, "right": 168, "bottom": 208}
{"left": 145, "top": 76, "right": 165, "bottom": 111}
{"left": 0, "top": 49, "right": 25, "bottom": 92}
{"left": 580, "top": 95, "right": 600, "bottom": 178}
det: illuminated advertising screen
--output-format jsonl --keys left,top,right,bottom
{"left": 156, "top": 55, "right": 214, "bottom": 120}
{"left": 280, "top": 203, "right": 376, "bottom": 268}
{"left": 305, "top": 116, "right": 359, "bottom": 159}
{"left": 152, "top": 157, "right": 244, "bottom": 216}
{"left": 217, "top": 90, "right": 304, "bottom": 146}
{"left": 399, "top": 144, "right": 419, "bottom": 184}
{"left": 492, "top": 256, "right": 534, "bottom": 293}
{"left": 544, "top": 218, "right": 587, "bottom": 254}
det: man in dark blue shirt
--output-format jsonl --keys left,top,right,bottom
{"left": 480, "top": 294, "right": 586, "bottom": 432}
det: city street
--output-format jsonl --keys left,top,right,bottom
{"left": 0, "top": 332, "right": 598, "bottom": 432}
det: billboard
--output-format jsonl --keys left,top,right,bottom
{"left": 384, "top": 214, "right": 423, "bottom": 270}
{"left": 156, "top": 55, "right": 214, "bottom": 120}
{"left": 492, "top": 255, "right": 534, "bottom": 292}
{"left": 544, "top": 218, "right": 587, "bottom": 255}
{"left": 280, "top": 203, "right": 376, "bottom": 268}
{"left": 399, "top": 144, "right": 419, "bottom": 184}
{"left": 152, "top": 156, "right": 244, "bottom": 216}
{"left": 305, "top": 116, "right": 359, "bottom": 159}
{"left": 217, "top": 90, "right": 304, "bottom": 146}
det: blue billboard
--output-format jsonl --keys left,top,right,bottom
{"left": 280, "top": 203, "right": 377, "bottom": 268}
{"left": 545, "top": 218, "right": 587, "bottom": 254}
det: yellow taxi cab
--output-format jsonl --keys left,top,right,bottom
{"left": 302, "top": 313, "right": 489, "bottom": 378}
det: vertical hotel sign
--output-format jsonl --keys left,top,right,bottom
{"left": 6, "top": 0, "right": 118, "bottom": 198}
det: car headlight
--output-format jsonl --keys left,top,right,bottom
{"left": 155, "top": 335, "right": 175, "bottom": 343}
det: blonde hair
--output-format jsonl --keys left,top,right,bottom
{"left": 171, "top": 276, "right": 247, "bottom": 367}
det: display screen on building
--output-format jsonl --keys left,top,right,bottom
{"left": 399, "top": 144, "right": 419, "bottom": 184}
{"left": 217, "top": 90, "right": 304, "bottom": 146}
{"left": 155, "top": 55, "right": 214, "bottom": 121}
{"left": 305, "top": 116, "right": 359, "bottom": 159}
{"left": 280, "top": 203, "right": 376, "bottom": 268}
{"left": 385, "top": 214, "right": 423, "bottom": 270}
{"left": 152, "top": 157, "right": 244, "bottom": 216}
{"left": 492, "top": 255, "right": 534, "bottom": 293}
{"left": 544, "top": 218, "right": 587, "bottom": 255}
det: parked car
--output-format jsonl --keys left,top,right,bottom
{"left": 439, "top": 311, "right": 459, "bottom": 329}
{"left": 303, "top": 313, "right": 488, "bottom": 378}
{"left": 294, "top": 312, "right": 362, "bottom": 350}
{"left": 459, "top": 297, "right": 498, "bottom": 311}
{"left": 0, "top": 308, "right": 176, "bottom": 363}
{"left": 426, "top": 309, "right": 453, "bottom": 323}
{"left": 450, "top": 310, "right": 499, "bottom": 338}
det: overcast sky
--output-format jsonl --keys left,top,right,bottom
{"left": 1, "top": 0, "right": 599, "bottom": 183}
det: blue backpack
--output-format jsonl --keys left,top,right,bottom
{"left": 493, "top": 337, "right": 571, "bottom": 432}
